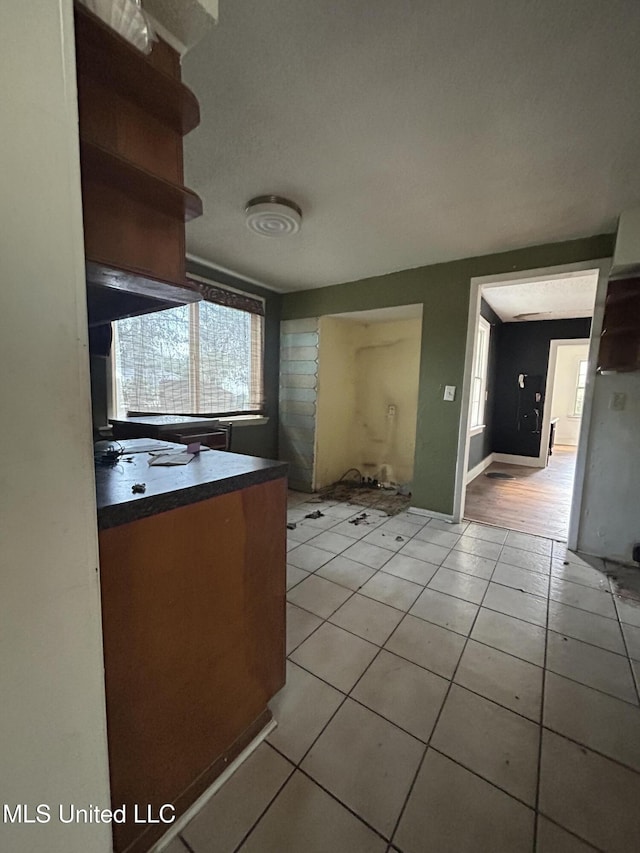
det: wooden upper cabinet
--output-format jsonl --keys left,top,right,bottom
{"left": 74, "top": 2, "right": 203, "bottom": 314}
{"left": 598, "top": 278, "right": 640, "bottom": 373}
{"left": 74, "top": 7, "right": 199, "bottom": 136}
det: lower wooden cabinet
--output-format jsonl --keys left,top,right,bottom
{"left": 98, "top": 478, "right": 286, "bottom": 853}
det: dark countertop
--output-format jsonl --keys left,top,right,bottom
{"left": 109, "top": 415, "right": 221, "bottom": 431}
{"left": 96, "top": 440, "right": 288, "bottom": 529}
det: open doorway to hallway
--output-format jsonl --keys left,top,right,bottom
{"left": 463, "top": 272, "right": 598, "bottom": 541}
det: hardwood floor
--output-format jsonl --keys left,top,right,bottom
{"left": 464, "top": 445, "right": 577, "bottom": 541}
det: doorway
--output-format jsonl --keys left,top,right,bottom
{"left": 458, "top": 264, "right": 605, "bottom": 543}
{"left": 314, "top": 305, "right": 423, "bottom": 503}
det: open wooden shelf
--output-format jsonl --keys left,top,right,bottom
{"left": 75, "top": 1, "right": 204, "bottom": 328}
{"left": 74, "top": 4, "right": 200, "bottom": 135}
{"left": 598, "top": 277, "right": 640, "bottom": 372}
{"left": 80, "top": 140, "right": 203, "bottom": 222}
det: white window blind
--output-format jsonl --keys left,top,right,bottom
{"left": 112, "top": 289, "right": 264, "bottom": 417}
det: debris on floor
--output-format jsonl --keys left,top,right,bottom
{"left": 286, "top": 522, "right": 297, "bottom": 530}
{"left": 274, "top": 496, "right": 640, "bottom": 852}
{"left": 131, "top": 483, "right": 146, "bottom": 494}
{"left": 349, "top": 512, "right": 370, "bottom": 526}
{"left": 606, "top": 561, "right": 640, "bottom": 602}
{"left": 304, "top": 510, "right": 325, "bottom": 520}
{"left": 319, "top": 481, "right": 411, "bottom": 516}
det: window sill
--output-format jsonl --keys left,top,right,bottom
{"left": 219, "top": 415, "right": 270, "bottom": 428}
{"left": 470, "top": 424, "right": 486, "bottom": 437}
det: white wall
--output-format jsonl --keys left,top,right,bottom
{"left": 354, "top": 319, "right": 422, "bottom": 484}
{"left": 550, "top": 343, "right": 589, "bottom": 446}
{"left": 612, "top": 206, "right": 640, "bottom": 274}
{"left": 577, "top": 372, "right": 640, "bottom": 564}
{"left": 315, "top": 316, "right": 422, "bottom": 489}
{"left": 0, "top": 2, "right": 112, "bottom": 852}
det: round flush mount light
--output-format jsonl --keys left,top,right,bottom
{"left": 245, "top": 195, "right": 302, "bottom": 237}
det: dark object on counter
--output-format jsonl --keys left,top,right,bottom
{"left": 97, "top": 448, "right": 122, "bottom": 466}
{"left": 131, "top": 483, "right": 146, "bottom": 493}
{"left": 95, "top": 440, "right": 287, "bottom": 530}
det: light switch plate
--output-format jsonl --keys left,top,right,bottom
{"left": 444, "top": 385, "right": 456, "bottom": 402}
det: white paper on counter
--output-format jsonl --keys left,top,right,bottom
{"left": 148, "top": 451, "right": 195, "bottom": 466}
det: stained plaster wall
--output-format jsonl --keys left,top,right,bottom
{"left": 315, "top": 317, "right": 422, "bottom": 489}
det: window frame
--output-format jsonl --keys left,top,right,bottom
{"left": 469, "top": 315, "right": 491, "bottom": 434}
{"left": 110, "top": 281, "right": 266, "bottom": 420}
{"left": 572, "top": 358, "right": 588, "bottom": 417}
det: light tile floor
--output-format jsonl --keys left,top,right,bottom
{"left": 174, "top": 496, "right": 640, "bottom": 853}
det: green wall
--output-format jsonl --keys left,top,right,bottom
{"left": 282, "top": 234, "right": 614, "bottom": 515}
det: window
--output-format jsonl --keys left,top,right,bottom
{"left": 112, "top": 283, "right": 264, "bottom": 417}
{"left": 470, "top": 315, "right": 490, "bottom": 431}
{"left": 573, "top": 359, "right": 588, "bottom": 416}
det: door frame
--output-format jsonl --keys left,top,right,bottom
{"left": 540, "top": 338, "right": 590, "bottom": 466}
{"left": 453, "top": 258, "right": 610, "bottom": 549}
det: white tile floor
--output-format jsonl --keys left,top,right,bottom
{"left": 173, "top": 495, "right": 640, "bottom": 853}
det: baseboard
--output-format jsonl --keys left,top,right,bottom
{"left": 408, "top": 506, "right": 453, "bottom": 522}
{"left": 465, "top": 453, "right": 495, "bottom": 484}
{"left": 492, "top": 452, "right": 544, "bottom": 469}
{"left": 151, "top": 717, "right": 278, "bottom": 852}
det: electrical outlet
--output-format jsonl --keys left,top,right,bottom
{"left": 444, "top": 385, "right": 456, "bottom": 402}
{"left": 610, "top": 392, "right": 627, "bottom": 411}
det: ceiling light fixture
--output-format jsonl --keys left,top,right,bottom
{"left": 245, "top": 195, "right": 302, "bottom": 237}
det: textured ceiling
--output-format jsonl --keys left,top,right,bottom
{"left": 183, "top": 0, "right": 640, "bottom": 292}
{"left": 482, "top": 273, "right": 598, "bottom": 322}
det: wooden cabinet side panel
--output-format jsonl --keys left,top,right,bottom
{"left": 81, "top": 180, "right": 185, "bottom": 283}
{"left": 98, "top": 479, "right": 286, "bottom": 852}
